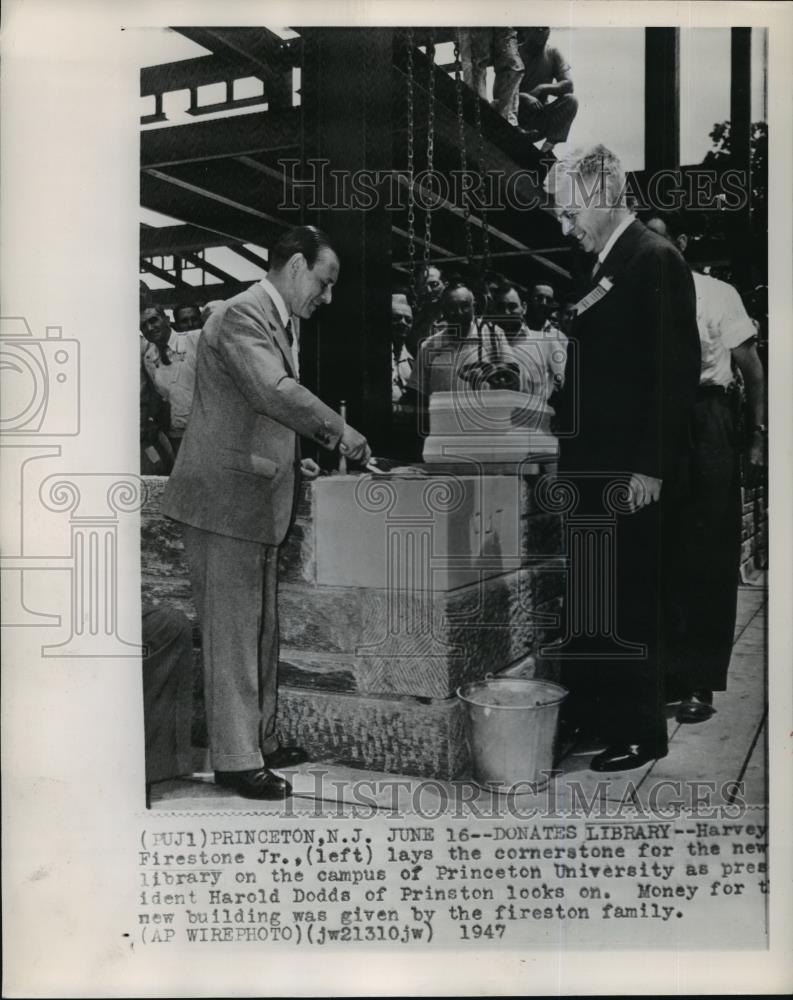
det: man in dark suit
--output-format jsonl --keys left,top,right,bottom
{"left": 163, "top": 226, "right": 370, "bottom": 799}
{"left": 545, "top": 146, "right": 701, "bottom": 771}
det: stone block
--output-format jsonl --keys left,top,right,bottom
{"left": 140, "top": 472, "right": 566, "bottom": 774}
{"left": 277, "top": 561, "right": 564, "bottom": 697}
{"left": 141, "top": 477, "right": 189, "bottom": 583}
{"left": 313, "top": 473, "right": 553, "bottom": 591}
{"left": 525, "top": 511, "right": 563, "bottom": 554}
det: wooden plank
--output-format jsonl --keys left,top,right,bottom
{"left": 635, "top": 626, "right": 767, "bottom": 811}
{"left": 739, "top": 719, "right": 767, "bottom": 806}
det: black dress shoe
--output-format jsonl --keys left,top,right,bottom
{"left": 676, "top": 690, "right": 715, "bottom": 724}
{"left": 590, "top": 743, "right": 667, "bottom": 772}
{"left": 263, "top": 745, "right": 310, "bottom": 769}
{"left": 214, "top": 767, "right": 292, "bottom": 800}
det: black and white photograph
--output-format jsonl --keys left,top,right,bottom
{"left": 2, "top": 1, "right": 792, "bottom": 995}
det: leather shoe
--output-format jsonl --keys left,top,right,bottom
{"left": 214, "top": 767, "right": 292, "bottom": 800}
{"left": 263, "top": 745, "right": 310, "bottom": 769}
{"left": 676, "top": 690, "right": 715, "bottom": 724}
{"left": 590, "top": 743, "right": 667, "bottom": 772}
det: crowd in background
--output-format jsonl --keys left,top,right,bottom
{"left": 139, "top": 264, "right": 577, "bottom": 472}
{"left": 141, "top": 241, "right": 768, "bottom": 476}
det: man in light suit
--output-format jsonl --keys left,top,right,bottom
{"left": 163, "top": 226, "right": 370, "bottom": 799}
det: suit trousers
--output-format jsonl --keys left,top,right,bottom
{"left": 182, "top": 525, "right": 281, "bottom": 770}
{"left": 518, "top": 93, "right": 579, "bottom": 143}
{"left": 664, "top": 392, "right": 742, "bottom": 692}
{"left": 560, "top": 478, "right": 669, "bottom": 753}
{"left": 459, "top": 29, "right": 524, "bottom": 125}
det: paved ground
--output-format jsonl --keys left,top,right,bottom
{"left": 151, "top": 585, "right": 767, "bottom": 815}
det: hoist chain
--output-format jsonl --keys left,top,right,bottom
{"left": 453, "top": 29, "right": 475, "bottom": 268}
{"left": 405, "top": 28, "right": 416, "bottom": 281}
{"left": 423, "top": 29, "right": 437, "bottom": 278}
{"left": 472, "top": 80, "right": 492, "bottom": 271}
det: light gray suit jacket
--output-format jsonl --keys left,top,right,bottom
{"left": 162, "top": 283, "right": 344, "bottom": 546}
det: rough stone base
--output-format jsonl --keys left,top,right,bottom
{"left": 276, "top": 684, "right": 470, "bottom": 780}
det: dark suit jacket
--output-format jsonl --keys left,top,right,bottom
{"left": 557, "top": 220, "right": 700, "bottom": 492}
{"left": 163, "top": 283, "right": 344, "bottom": 546}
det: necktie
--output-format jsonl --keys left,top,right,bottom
{"left": 285, "top": 318, "right": 300, "bottom": 381}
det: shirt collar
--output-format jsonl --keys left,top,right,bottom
{"left": 259, "top": 276, "right": 291, "bottom": 328}
{"left": 597, "top": 213, "right": 635, "bottom": 267}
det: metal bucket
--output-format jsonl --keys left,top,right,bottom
{"left": 457, "top": 678, "right": 568, "bottom": 791}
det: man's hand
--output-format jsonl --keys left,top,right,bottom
{"left": 627, "top": 473, "right": 662, "bottom": 513}
{"left": 744, "top": 431, "right": 766, "bottom": 488}
{"left": 299, "top": 457, "right": 321, "bottom": 481}
{"left": 339, "top": 424, "right": 371, "bottom": 465}
{"left": 520, "top": 92, "right": 543, "bottom": 113}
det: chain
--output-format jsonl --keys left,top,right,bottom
{"left": 299, "top": 29, "right": 320, "bottom": 228}
{"left": 472, "top": 81, "right": 491, "bottom": 271}
{"left": 453, "top": 29, "right": 474, "bottom": 268}
{"left": 405, "top": 28, "right": 416, "bottom": 281}
{"left": 423, "top": 29, "right": 436, "bottom": 279}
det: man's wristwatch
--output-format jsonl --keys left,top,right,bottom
{"left": 752, "top": 424, "right": 767, "bottom": 435}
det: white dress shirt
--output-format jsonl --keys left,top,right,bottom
{"left": 260, "top": 276, "right": 300, "bottom": 377}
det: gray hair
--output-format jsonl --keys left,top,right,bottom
{"left": 546, "top": 143, "right": 627, "bottom": 211}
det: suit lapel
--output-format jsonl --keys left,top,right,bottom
{"left": 575, "top": 221, "right": 644, "bottom": 318}
{"left": 596, "top": 219, "right": 643, "bottom": 284}
{"left": 251, "top": 283, "right": 296, "bottom": 378}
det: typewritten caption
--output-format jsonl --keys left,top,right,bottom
{"left": 135, "top": 814, "right": 768, "bottom": 949}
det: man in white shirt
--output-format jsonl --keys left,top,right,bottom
{"left": 406, "top": 282, "right": 511, "bottom": 398}
{"left": 140, "top": 306, "right": 201, "bottom": 455}
{"left": 517, "top": 27, "right": 578, "bottom": 155}
{"left": 492, "top": 282, "right": 568, "bottom": 403}
{"left": 646, "top": 212, "right": 767, "bottom": 724}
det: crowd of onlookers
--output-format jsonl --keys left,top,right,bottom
{"left": 139, "top": 267, "right": 574, "bottom": 473}
{"left": 390, "top": 265, "right": 572, "bottom": 458}
{"left": 138, "top": 293, "right": 222, "bottom": 474}
{"left": 141, "top": 238, "right": 767, "bottom": 474}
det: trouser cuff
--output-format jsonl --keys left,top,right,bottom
{"left": 212, "top": 750, "right": 264, "bottom": 771}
